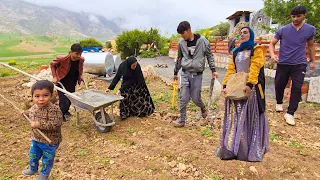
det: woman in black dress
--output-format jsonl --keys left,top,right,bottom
{"left": 106, "top": 57, "right": 154, "bottom": 120}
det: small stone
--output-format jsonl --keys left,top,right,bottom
{"left": 249, "top": 166, "right": 258, "bottom": 175}
{"left": 292, "top": 172, "right": 301, "bottom": 178}
{"left": 314, "top": 142, "right": 320, "bottom": 148}
{"left": 186, "top": 167, "right": 192, "bottom": 173}
{"left": 168, "top": 160, "right": 177, "bottom": 168}
{"left": 30, "top": 61, "right": 38, "bottom": 65}
{"left": 194, "top": 171, "right": 200, "bottom": 177}
{"left": 110, "top": 153, "right": 120, "bottom": 158}
{"left": 294, "top": 114, "right": 302, "bottom": 119}
{"left": 178, "top": 172, "right": 188, "bottom": 178}
{"left": 280, "top": 131, "right": 286, "bottom": 134}
{"left": 109, "top": 160, "right": 115, "bottom": 165}
{"left": 172, "top": 168, "right": 179, "bottom": 173}
{"left": 178, "top": 163, "right": 187, "bottom": 172}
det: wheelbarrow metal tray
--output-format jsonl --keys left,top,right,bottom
{"left": 65, "top": 89, "right": 123, "bottom": 112}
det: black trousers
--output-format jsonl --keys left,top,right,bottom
{"left": 275, "top": 64, "right": 307, "bottom": 115}
{"left": 57, "top": 75, "right": 78, "bottom": 116}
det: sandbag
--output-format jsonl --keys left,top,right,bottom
{"left": 211, "top": 79, "right": 222, "bottom": 103}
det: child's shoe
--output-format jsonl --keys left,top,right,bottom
{"left": 22, "top": 168, "right": 37, "bottom": 176}
{"left": 37, "top": 174, "right": 49, "bottom": 180}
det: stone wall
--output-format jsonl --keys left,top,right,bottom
{"left": 168, "top": 50, "right": 178, "bottom": 60}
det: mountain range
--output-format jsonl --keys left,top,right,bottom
{"left": 0, "top": 0, "right": 123, "bottom": 40}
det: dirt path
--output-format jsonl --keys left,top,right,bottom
{"left": 138, "top": 57, "right": 276, "bottom": 99}
{"left": 0, "top": 73, "right": 320, "bottom": 180}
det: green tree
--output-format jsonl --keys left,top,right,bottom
{"left": 203, "top": 28, "right": 211, "bottom": 40}
{"left": 169, "top": 34, "right": 181, "bottom": 41}
{"left": 115, "top": 28, "right": 164, "bottom": 58}
{"left": 194, "top": 22, "right": 230, "bottom": 40}
{"left": 264, "top": 0, "right": 320, "bottom": 42}
{"left": 79, "top": 38, "right": 103, "bottom": 47}
{"left": 116, "top": 29, "right": 144, "bottom": 58}
{"left": 213, "top": 22, "right": 229, "bottom": 36}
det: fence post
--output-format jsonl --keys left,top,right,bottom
{"left": 258, "top": 37, "right": 262, "bottom": 45}
{"left": 214, "top": 37, "right": 218, "bottom": 53}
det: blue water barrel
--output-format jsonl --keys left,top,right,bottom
{"left": 82, "top": 46, "right": 103, "bottom": 52}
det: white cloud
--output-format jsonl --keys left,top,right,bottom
{"left": 88, "top": 14, "right": 100, "bottom": 24}
{"left": 23, "top": 0, "right": 264, "bottom": 35}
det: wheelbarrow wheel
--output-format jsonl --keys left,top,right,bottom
{"left": 94, "top": 112, "right": 112, "bottom": 133}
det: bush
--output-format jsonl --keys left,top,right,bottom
{"left": 8, "top": 60, "right": 16, "bottom": 65}
{"left": 195, "top": 22, "right": 229, "bottom": 40}
{"left": 0, "top": 72, "right": 11, "bottom": 77}
{"left": 116, "top": 28, "right": 164, "bottom": 58}
{"left": 139, "top": 51, "right": 156, "bottom": 58}
{"left": 107, "top": 42, "right": 112, "bottom": 49}
{"left": 120, "top": 52, "right": 127, "bottom": 60}
{"left": 80, "top": 38, "right": 103, "bottom": 48}
{"left": 158, "top": 49, "right": 169, "bottom": 56}
{"left": 169, "top": 34, "right": 181, "bottom": 41}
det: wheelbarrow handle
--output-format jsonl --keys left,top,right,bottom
{"left": 57, "top": 79, "right": 88, "bottom": 90}
{"left": 57, "top": 82, "right": 67, "bottom": 90}
{"left": 81, "top": 79, "right": 89, "bottom": 90}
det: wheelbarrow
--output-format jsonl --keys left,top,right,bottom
{"left": 0, "top": 62, "right": 123, "bottom": 132}
{"left": 0, "top": 62, "right": 123, "bottom": 133}
{"left": 58, "top": 81, "right": 123, "bottom": 133}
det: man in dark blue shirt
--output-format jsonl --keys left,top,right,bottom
{"left": 269, "top": 5, "right": 316, "bottom": 126}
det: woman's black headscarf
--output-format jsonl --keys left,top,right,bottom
{"left": 108, "top": 57, "right": 145, "bottom": 91}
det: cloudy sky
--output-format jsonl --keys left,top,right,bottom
{"left": 24, "top": 0, "right": 264, "bottom": 35}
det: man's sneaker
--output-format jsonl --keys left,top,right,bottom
{"left": 276, "top": 104, "right": 283, "bottom": 112}
{"left": 173, "top": 119, "right": 185, "bottom": 128}
{"left": 22, "top": 169, "right": 37, "bottom": 176}
{"left": 37, "top": 174, "right": 49, "bottom": 180}
{"left": 284, "top": 113, "right": 295, "bottom": 126}
{"left": 201, "top": 108, "right": 208, "bottom": 118}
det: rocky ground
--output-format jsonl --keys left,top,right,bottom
{"left": 0, "top": 68, "right": 320, "bottom": 180}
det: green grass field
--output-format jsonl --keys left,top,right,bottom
{"left": 0, "top": 58, "right": 53, "bottom": 77}
{"left": 0, "top": 33, "right": 80, "bottom": 57}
